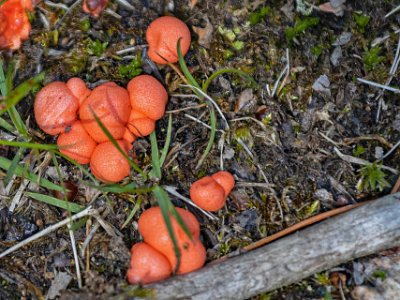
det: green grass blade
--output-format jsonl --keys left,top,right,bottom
{"left": 4, "top": 147, "right": 25, "bottom": 186}
{"left": 89, "top": 107, "right": 146, "bottom": 179}
{"left": 150, "top": 131, "right": 161, "bottom": 179}
{"left": 8, "top": 106, "right": 29, "bottom": 137}
{"left": 202, "top": 68, "right": 258, "bottom": 93}
{"left": 0, "top": 156, "right": 64, "bottom": 191}
{"left": 51, "top": 152, "right": 73, "bottom": 218}
{"left": 5, "top": 60, "right": 15, "bottom": 94}
{"left": 160, "top": 113, "right": 172, "bottom": 167}
{"left": 95, "top": 183, "right": 153, "bottom": 194}
{"left": 25, "top": 192, "right": 84, "bottom": 213}
{"left": 0, "top": 140, "right": 58, "bottom": 150}
{"left": 0, "top": 117, "right": 14, "bottom": 133}
{"left": 121, "top": 197, "right": 142, "bottom": 229}
{"left": 152, "top": 185, "right": 181, "bottom": 273}
{"left": 0, "top": 72, "right": 45, "bottom": 116}
{"left": 177, "top": 39, "right": 201, "bottom": 90}
{"left": 0, "top": 60, "right": 7, "bottom": 96}
{"left": 196, "top": 106, "right": 217, "bottom": 169}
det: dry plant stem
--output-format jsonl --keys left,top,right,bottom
{"left": 382, "top": 138, "right": 400, "bottom": 160}
{"left": 385, "top": 4, "right": 400, "bottom": 18}
{"left": 167, "top": 63, "right": 190, "bottom": 85}
{"left": 105, "top": 9, "right": 121, "bottom": 19}
{"left": 163, "top": 185, "right": 218, "bottom": 221}
{"left": 116, "top": 0, "right": 135, "bottom": 10}
{"left": 334, "top": 147, "right": 398, "bottom": 174}
{"left": 230, "top": 117, "right": 268, "bottom": 132}
{"left": 115, "top": 45, "right": 147, "bottom": 55}
{"left": 357, "top": 78, "right": 400, "bottom": 94}
{"left": 68, "top": 224, "right": 82, "bottom": 289}
{"left": 0, "top": 206, "right": 95, "bottom": 259}
{"left": 182, "top": 85, "right": 230, "bottom": 130}
{"left": 375, "top": 34, "right": 400, "bottom": 121}
{"left": 343, "top": 135, "right": 393, "bottom": 148}
{"left": 319, "top": 131, "right": 341, "bottom": 148}
{"left": 81, "top": 221, "right": 101, "bottom": 257}
{"left": 184, "top": 113, "right": 225, "bottom": 133}
{"left": 166, "top": 103, "right": 207, "bottom": 114}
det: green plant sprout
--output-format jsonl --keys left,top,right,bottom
{"left": 363, "top": 46, "right": 385, "bottom": 71}
{"left": 285, "top": 17, "right": 320, "bottom": 41}
{"left": 358, "top": 162, "right": 390, "bottom": 192}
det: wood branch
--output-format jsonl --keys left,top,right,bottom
{"left": 143, "top": 193, "right": 400, "bottom": 300}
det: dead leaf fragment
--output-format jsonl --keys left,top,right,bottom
{"left": 319, "top": 0, "right": 346, "bottom": 17}
{"left": 192, "top": 18, "right": 214, "bottom": 49}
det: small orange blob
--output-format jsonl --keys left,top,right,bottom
{"left": 211, "top": 171, "right": 235, "bottom": 196}
{"left": 0, "top": 0, "right": 33, "bottom": 50}
{"left": 90, "top": 140, "right": 131, "bottom": 183}
{"left": 127, "top": 75, "right": 168, "bottom": 121}
{"left": 138, "top": 206, "right": 205, "bottom": 274}
{"left": 79, "top": 82, "right": 131, "bottom": 143}
{"left": 123, "top": 128, "right": 136, "bottom": 145}
{"left": 189, "top": 176, "right": 226, "bottom": 211}
{"left": 127, "top": 110, "right": 156, "bottom": 137}
{"left": 34, "top": 81, "right": 80, "bottom": 135}
{"left": 166, "top": 238, "right": 206, "bottom": 275}
{"left": 146, "top": 16, "right": 191, "bottom": 64}
{"left": 57, "top": 121, "right": 97, "bottom": 164}
{"left": 66, "top": 77, "right": 91, "bottom": 105}
{"left": 127, "top": 243, "right": 172, "bottom": 285}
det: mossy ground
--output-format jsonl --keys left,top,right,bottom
{"left": 0, "top": 0, "right": 399, "bottom": 299}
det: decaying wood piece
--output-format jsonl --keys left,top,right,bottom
{"left": 144, "top": 193, "right": 400, "bottom": 300}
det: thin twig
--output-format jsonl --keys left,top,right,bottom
{"left": 115, "top": 45, "right": 147, "bottom": 55}
{"left": 68, "top": 224, "right": 82, "bottom": 288}
{"left": 0, "top": 207, "right": 95, "bottom": 259}
{"left": 184, "top": 114, "right": 225, "bottom": 133}
{"left": 357, "top": 78, "right": 400, "bottom": 94}
{"left": 181, "top": 85, "right": 230, "bottom": 130}
{"left": 116, "top": 0, "right": 135, "bottom": 10}
{"left": 385, "top": 4, "right": 400, "bottom": 18}
{"left": 163, "top": 185, "right": 218, "bottom": 221}
{"left": 166, "top": 104, "right": 207, "bottom": 114}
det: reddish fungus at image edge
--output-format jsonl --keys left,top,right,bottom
{"left": 82, "top": 0, "right": 109, "bottom": 17}
{"left": 0, "top": 0, "right": 34, "bottom": 50}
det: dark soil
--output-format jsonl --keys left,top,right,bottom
{"left": 1, "top": 0, "right": 399, "bottom": 299}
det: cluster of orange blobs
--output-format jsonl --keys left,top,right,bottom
{"left": 127, "top": 171, "right": 235, "bottom": 285}
{"left": 34, "top": 75, "right": 168, "bottom": 183}
{"left": 30, "top": 12, "right": 232, "bottom": 285}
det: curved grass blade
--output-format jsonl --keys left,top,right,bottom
{"left": 160, "top": 113, "right": 172, "bottom": 167}
{"left": 0, "top": 156, "right": 63, "bottom": 191}
{"left": 177, "top": 39, "right": 201, "bottom": 90}
{"left": 89, "top": 107, "right": 146, "bottom": 179}
{"left": 25, "top": 192, "right": 84, "bottom": 213}
{"left": 153, "top": 185, "right": 181, "bottom": 273}
{"left": 4, "top": 147, "right": 25, "bottom": 186}
{"left": 150, "top": 131, "right": 161, "bottom": 179}
{"left": 121, "top": 197, "right": 142, "bottom": 229}
{"left": 0, "top": 72, "right": 45, "bottom": 116}
{"left": 0, "top": 117, "right": 14, "bottom": 133}
{"left": 202, "top": 68, "right": 258, "bottom": 93}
